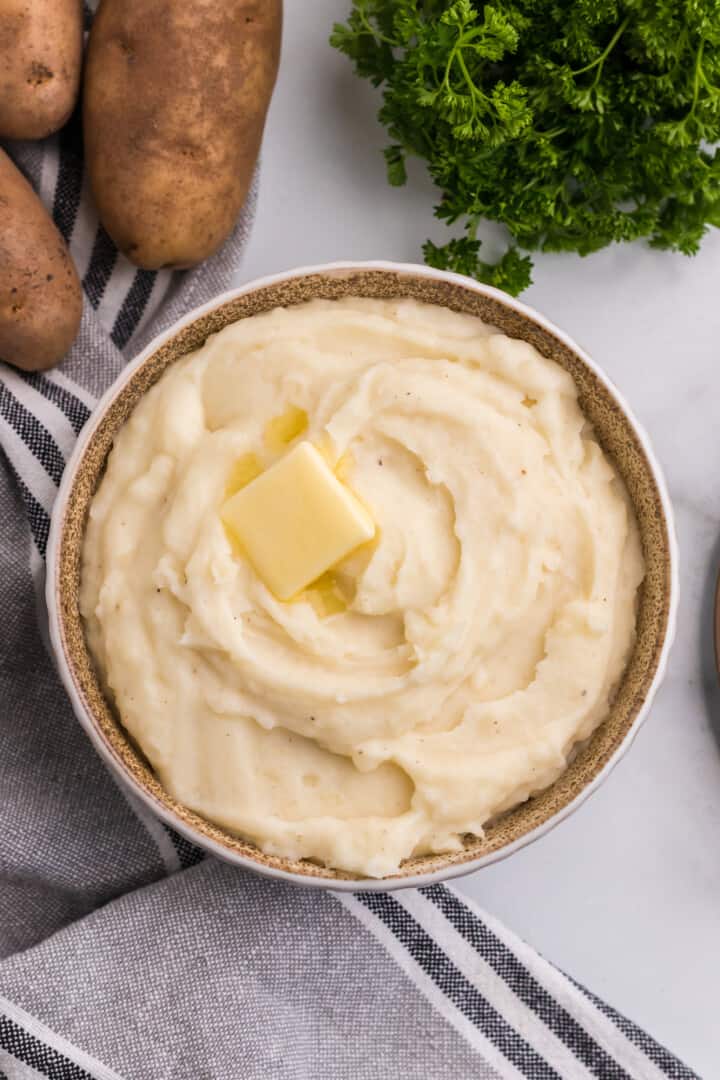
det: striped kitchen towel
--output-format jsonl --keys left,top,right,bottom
{"left": 0, "top": 18, "right": 698, "bottom": 1080}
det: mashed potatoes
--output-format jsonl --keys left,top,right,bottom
{"left": 81, "top": 297, "right": 644, "bottom": 877}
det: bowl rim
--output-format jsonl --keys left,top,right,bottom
{"left": 46, "top": 259, "right": 679, "bottom": 891}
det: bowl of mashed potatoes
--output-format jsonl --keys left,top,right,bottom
{"left": 47, "top": 262, "right": 677, "bottom": 888}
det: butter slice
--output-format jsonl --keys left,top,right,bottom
{"left": 222, "top": 441, "right": 375, "bottom": 601}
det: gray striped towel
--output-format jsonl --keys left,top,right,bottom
{"left": 0, "top": 16, "right": 698, "bottom": 1080}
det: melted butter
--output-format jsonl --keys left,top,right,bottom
{"left": 308, "top": 530, "right": 380, "bottom": 616}
{"left": 264, "top": 405, "right": 308, "bottom": 452}
{"left": 335, "top": 450, "right": 354, "bottom": 483}
{"left": 223, "top": 522, "right": 244, "bottom": 557}
{"left": 225, "top": 453, "right": 264, "bottom": 496}
{"left": 314, "top": 431, "right": 336, "bottom": 466}
{"left": 304, "top": 571, "right": 352, "bottom": 617}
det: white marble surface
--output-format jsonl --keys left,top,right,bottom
{"left": 233, "top": 3, "right": 720, "bottom": 1074}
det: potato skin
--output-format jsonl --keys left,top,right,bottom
{"left": 0, "top": 151, "right": 83, "bottom": 372}
{"left": 0, "top": 0, "right": 83, "bottom": 140}
{"left": 83, "top": 0, "right": 282, "bottom": 270}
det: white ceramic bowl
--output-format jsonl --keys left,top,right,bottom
{"left": 46, "top": 261, "right": 679, "bottom": 891}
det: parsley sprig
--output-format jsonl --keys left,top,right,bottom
{"left": 331, "top": 0, "right": 720, "bottom": 294}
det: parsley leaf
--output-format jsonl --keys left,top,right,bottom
{"left": 331, "top": 0, "right": 720, "bottom": 294}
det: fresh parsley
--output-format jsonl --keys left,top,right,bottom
{"left": 331, "top": 0, "right": 720, "bottom": 294}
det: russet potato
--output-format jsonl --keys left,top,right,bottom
{"left": 83, "top": 0, "right": 282, "bottom": 270}
{"left": 0, "top": 151, "right": 83, "bottom": 371}
{"left": 0, "top": 0, "right": 83, "bottom": 140}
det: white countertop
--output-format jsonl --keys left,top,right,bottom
{"left": 234, "top": 4, "right": 720, "bottom": 1074}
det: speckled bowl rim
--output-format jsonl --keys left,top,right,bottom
{"left": 46, "top": 261, "right": 679, "bottom": 892}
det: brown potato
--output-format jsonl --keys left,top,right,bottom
{"left": 0, "top": 0, "right": 83, "bottom": 140}
{"left": 83, "top": 0, "right": 282, "bottom": 270}
{"left": 0, "top": 151, "right": 83, "bottom": 371}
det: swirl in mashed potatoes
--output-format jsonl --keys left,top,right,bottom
{"left": 81, "top": 297, "right": 644, "bottom": 877}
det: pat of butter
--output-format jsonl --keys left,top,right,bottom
{"left": 222, "top": 441, "right": 375, "bottom": 601}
